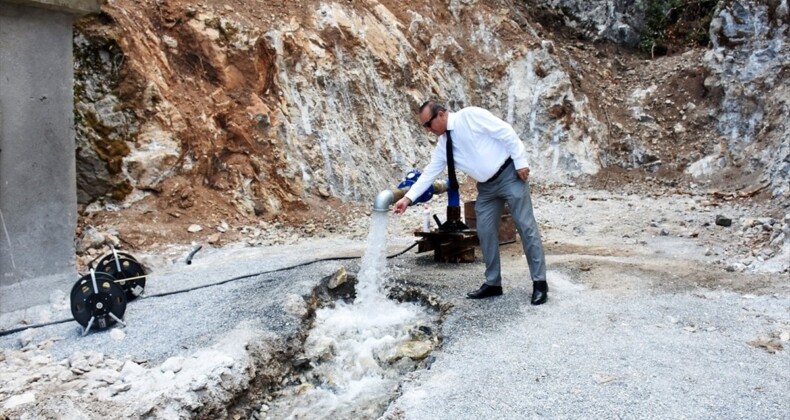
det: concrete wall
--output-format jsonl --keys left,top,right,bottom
{"left": 2, "top": 0, "right": 99, "bottom": 14}
{"left": 0, "top": 0, "right": 100, "bottom": 314}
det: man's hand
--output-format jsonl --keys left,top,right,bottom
{"left": 393, "top": 197, "right": 412, "bottom": 214}
{"left": 517, "top": 167, "right": 531, "bottom": 181}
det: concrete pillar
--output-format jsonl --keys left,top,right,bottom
{"left": 0, "top": 0, "right": 100, "bottom": 314}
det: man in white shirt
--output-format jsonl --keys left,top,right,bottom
{"left": 393, "top": 101, "right": 548, "bottom": 305}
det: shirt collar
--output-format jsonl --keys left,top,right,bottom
{"left": 446, "top": 111, "right": 457, "bottom": 131}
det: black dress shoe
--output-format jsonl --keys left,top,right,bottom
{"left": 467, "top": 283, "right": 503, "bottom": 299}
{"left": 531, "top": 281, "right": 548, "bottom": 305}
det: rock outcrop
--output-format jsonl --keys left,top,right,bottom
{"left": 72, "top": 0, "right": 609, "bottom": 215}
{"left": 71, "top": 0, "right": 789, "bottom": 245}
{"left": 699, "top": 0, "right": 790, "bottom": 201}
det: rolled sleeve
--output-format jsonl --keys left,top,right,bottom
{"left": 404, "top": 141, "right": 447, "bottom": 203}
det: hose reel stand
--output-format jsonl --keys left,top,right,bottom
{"left": 95, "top": 249, "right": 146, "bottom": 301}
{"left": 70, "top": 249, "right": 148, "bottom": 336}
{"left": 70, "top": 269, "right": 127, "bottom": 336}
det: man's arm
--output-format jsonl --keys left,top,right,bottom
{"left": 395, "top": 141, "right": 447, "bottom": 214}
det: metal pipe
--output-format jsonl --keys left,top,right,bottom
{"left": 372, "top": 189, "right": 400, "bottom": 212}
{"left": 372, "top": 180, "right": 449, "bottom": 212}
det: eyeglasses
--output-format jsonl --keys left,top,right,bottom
{"left": 422, "top": 111, "right": 438, "bottom": 128}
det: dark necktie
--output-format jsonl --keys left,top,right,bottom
{"left": 446, "top": 130, "right": 459, "bottom": 192}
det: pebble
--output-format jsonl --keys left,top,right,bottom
{"left": 110, "top": 328, "right": 126, "bottom": 341}
{"left": 84, "top": 368, "right": 120, "bottom": 385}
{"left": 715, "top": 215, "right": 732, "bottom": 227}
{"left": 327, "top": 266, "right": 348, "bottom": 289}
{"left": 3, "top": 392, "right": 35, "bottom": 409}
{"left": 161, "top": 356, "right": 185, "bottom": 374}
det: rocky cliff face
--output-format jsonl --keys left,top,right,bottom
{"left": 74, "top": 0, "right": 604, "bottom": 213}
{"left": 526, "top": 0, "right": 645, "bottom": 47}
{"left": 72, "top": 0, "right": 789, "bottom": 249}
{"left": 701, "top": 0, "right": 790, "bottom": 200}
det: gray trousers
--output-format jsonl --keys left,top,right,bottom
{"left": 475, "top": 161, "right": 547, "bottom": 286}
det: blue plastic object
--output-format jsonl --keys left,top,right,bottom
{"left": 398, "top": 170, "right": 448, "bottom": 206}
{"left": 447, "top": 189, "right": 461, "bottom": 208}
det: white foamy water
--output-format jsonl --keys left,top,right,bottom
{"left": 268, "top": 212, "right": 434, "bottom": 419}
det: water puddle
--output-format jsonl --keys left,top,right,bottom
{"left": 264, "top": 212, "right": 440, "bottom": 419}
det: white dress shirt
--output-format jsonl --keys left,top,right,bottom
{"left": 404, "top": 107, "right": 528, "bottom": 203}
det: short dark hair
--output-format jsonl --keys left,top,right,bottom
{"left": 419, "top": 100, "right": 447, "bottom": 115}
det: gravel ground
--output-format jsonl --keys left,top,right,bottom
{"left": 0, "top": 238, "right": 375, "bottom": 363}
{"left": 384, "top": 260, "right": 788, "bottom": 419}
{"left": 382, "top": 186, "right": 789, "bottom": 418}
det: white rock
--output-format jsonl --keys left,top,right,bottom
{"left": 110, "top": 328, "right": 126, "bottom": 341}
{"left": 18, "top": 328, "right": 37, "bottom": 347}
{"left": 162, "top": 34, "right": 178, "bottom": 49}
{"left": 188, "top": 224, "right": 203, "bottom": 233}
{"left": 207, "top": 233, "right": 221, "bottom": 244}
{"left": 104, "top": 233, "right": 121, "bottom": 248}
{"left": 70, "top": 356, "right": 92, "bottom": 373}
{"left": 190, "top": 374, "right": 208, "bottom": 391}
{"left": 283, "top": 294, "right": 307, "bottom": 317}
{"left": 120, "top": 360, "right": 146, "bottom": 380}
{"left": 110, "top": 382, "right": 132, "bottom": 394}
{"left": 84, "top": 368, "right": 120, "bottom": 385}
{"left": 30, "top": 354, "right": 52, "bottom": 366}
{"left": 77, "top": 226, "right": 106, "bottom": 253}
{"left": 160, "top": 356, "right": 185, "bottom": 373}
{"left": 57, "top": 369, "right": 75, "bottom": 383}
{"left": 3, "top": 392, "right": 35, "bottom": 409}
{"left": 105, "top": 358, "right": 124, "bottom": 371}
{"left": 86, "top": 351, "right": 105, "bottom": 367}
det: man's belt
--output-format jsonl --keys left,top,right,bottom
{"left": 485, "top": 157, "right": 513, "bottom": 183}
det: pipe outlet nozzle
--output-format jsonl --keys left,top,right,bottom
{"left": 372, "top": 189, "right": 396, "bottom": 212}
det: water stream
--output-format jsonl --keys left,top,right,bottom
{"left": 266, "top": 212, "right": 437, "bottom": 419}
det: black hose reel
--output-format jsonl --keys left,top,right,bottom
{"left": 95, "top": 249, "right": 146, "bottom": 301}
{"left": 70, "top": 249, "right": 147, "bottom": 336}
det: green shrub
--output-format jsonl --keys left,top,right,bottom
{"left": 639, "top": 0, "right": 719, "bottom": 56}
